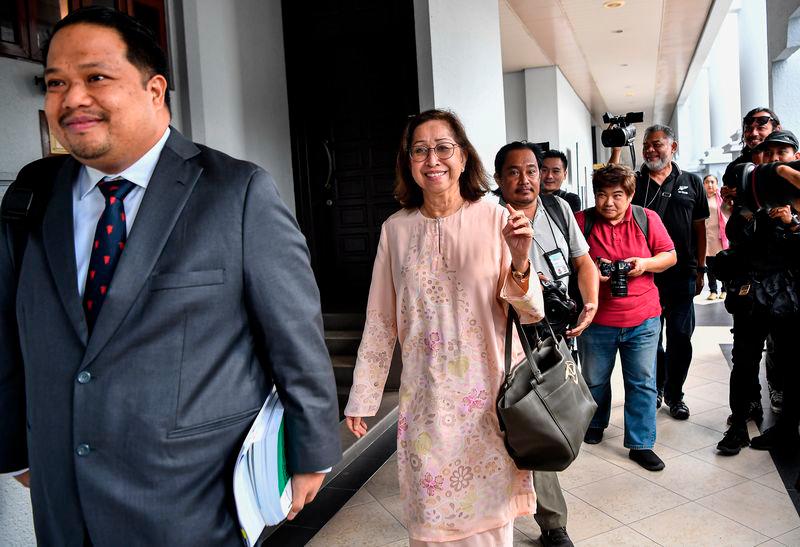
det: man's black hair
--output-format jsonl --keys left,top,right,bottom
{"left": 542, "top": 149, "right": 568, "bottom": 170}
{"left": 742, "top": 106, "right": 780, "bottom": 136}
{"left": 43, "top": 6, "right": 171, "bottom": 107}
{"left": 493, "top": 141, "right": 544, "bottom": 176}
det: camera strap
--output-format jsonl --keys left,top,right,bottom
{"left": 533, "top": 203, "right": 570, "bottom": 280}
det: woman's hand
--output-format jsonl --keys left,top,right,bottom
{"left": 502, "top": 204, "right": 533, "bottom": 271}
{"left": 346, "top": 416, "right": 368, "bottom": 438}
{"left": 624, "top": 257, "right": 649, "bottom": 278}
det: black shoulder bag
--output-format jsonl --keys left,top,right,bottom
{"left": 496, "top": 307, "right": 597, "bottom": 471}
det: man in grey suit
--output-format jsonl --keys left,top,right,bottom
{"left": 0, "top": 7, "right": 340, "bottom": 545}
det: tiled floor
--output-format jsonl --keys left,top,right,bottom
{"left": 308, "top": 296, "right": 800, "bottom": 546}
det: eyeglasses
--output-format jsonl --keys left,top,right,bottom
{"left": 409, "top": 143, "right": 459, "bottom": 162}
{"left": 743, "top": 115, "right": 776, "bottom": 129}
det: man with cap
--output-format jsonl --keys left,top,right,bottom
{"left": 717, "top": 129, "right": 800, "bottom": 455}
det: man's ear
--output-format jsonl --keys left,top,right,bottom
{"left": 147, "top": 74, "right": 169, "bottom": 109}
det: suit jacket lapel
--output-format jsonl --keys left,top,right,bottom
{"left": 81, "top": 130, "right": 203, "bottom": 369}
{"left": 41, "top": 158, "right": 88, "bottom": 345}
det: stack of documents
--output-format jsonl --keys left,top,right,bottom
{"left": 233, "top": 388, "right": 293, "bottom": 547}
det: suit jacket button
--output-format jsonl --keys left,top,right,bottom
{"left": 77, "top": 371, "right": 92, "bottom": 384}
{"left": 76, "top": 444, "right": 91, "bottom": 457}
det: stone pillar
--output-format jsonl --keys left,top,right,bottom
{"left": 708, "top": 11, "right": 742, "bottom": 148}
{"left": 414, "top": 0, "right": 506, "bottom": 168}
{"left": 738, "top": 0, "right": 770, "bottom": 114}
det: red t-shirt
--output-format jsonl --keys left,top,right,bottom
{"left": 576, "top": 207, "right": 675, "bottom": 328}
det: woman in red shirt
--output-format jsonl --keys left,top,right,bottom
{"left": 576, "top": 164, "right": 676, "bottom": 472}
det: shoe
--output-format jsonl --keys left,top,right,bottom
{"left": 656, "top": 389, "right": 663, "bottom": 409}
{"left": 666, "top": 399, "right": 690, "bottom": 420}
{"left": 716, "top": 427, "right": 750, "bottom": 455}
{"left": 628, "top": 449, "right": 665, "bottom": 471}
{"left": 769, "top": 387, "right": 784, "bottom": 415}
{"left": 726, "top": 401, "right": 764, "bottom": 426}
{"left": 583, "top": 427, "right": 604, "bottom": 445}
{"left": 719, "top": 291, "right": 727, "bottom": 300}
{"left": 540, "top": 526, "right": 574, "bottom": 547}
{"left": 706, "top": 292, "right": 718, "bottom": 300}
{"left": 750, "top": 425, "right": 800, "bottom": 451}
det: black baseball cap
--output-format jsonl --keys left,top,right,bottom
{"left": 756, "top": 129, "right": 799, "bottom": 151}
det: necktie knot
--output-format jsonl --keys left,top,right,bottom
{"left": 98, "top": 177, "right": 135, "bottom": 202}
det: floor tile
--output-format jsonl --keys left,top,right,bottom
{"left": 629, "top": 502, "right": 767, "bottom": 546}
{"left": 697, "top": 481, "right": 800, "bottom": 537}
{"left": 512, "top": 528, "right": 538, "bottom": 545}
{"left": 655, "top": 419, "right": 726, "bottom": 453}
{"left": 690, "top": 361, "right": 732, "bottom": 383}
{"left": 364, "top": 456, "right": 400, "bottom": 500}
{"left": 754, "top": 471, "right": 789, "bottom": 494}
{"left": 688, "top": 406, "right": 734, "bottom": 433}
{"left": 677, "top": 392, "right": 724, "bottom": 415}
{"left": 342, "top": 487, "right": 377, "bottom": 508}
{"left": 689, "top": 444, "right": 778, "bottom": 479}
{"left": 558, "top": 450, "right": 626, "bottom": 490}
{"left": 377, "top": 494, "right": 405, "bottom": 526}
{"left": 758, "top": 541, "right": 786, "bottom": 546}
{"left": 775, "top": 526, "right": 800, "bottom": 545}
{"left": 307, "top": 500, "right": 407, "bottom": 546}
{"left": 630, "top": 453, "right": 747, "bottom": 500}
{"left": 569, "top": 472, "right": 688, "bottom": 524}
{"left": 683, "top": 374, "right": 715, "bottom": 390}
{"left": 574, "top": 526, "right": 659, "bottom": 546}
{"left": 685, "top": 380, "right": 731, "bottom": 406}
{"left": 515, "top": 491, "right": 621, "bottom": 543}
{"left": 604, "top": 423, "right": 624, "bottom": 438}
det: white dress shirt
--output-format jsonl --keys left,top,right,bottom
{"left": 73, "top": 128, "right": 171, "bottom": 296}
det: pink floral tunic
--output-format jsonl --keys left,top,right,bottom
{"left": 345, "top": 200, "right": 544, "bottom": 543}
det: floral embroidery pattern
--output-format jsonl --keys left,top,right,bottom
{"left": 421, "top": 472, "right": 444, "bottom": 496}
{"left": 461, "top": 388, "right": 488, "bottom": 413}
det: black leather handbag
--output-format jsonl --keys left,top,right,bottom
{"left": 496, "top": 308, "right": 597, "bottom": 471}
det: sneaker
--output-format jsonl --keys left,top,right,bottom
{"left": 706, "top": 292, "right": 718, "bottom": 300}
{"left": 769, "top": 387, "right": 784, "bottom": 415}
{"left": 667, "top": 399, "right": 690, "bottom": 420}
{"left": 540, "top": 526, "right": 574, "bottom": 547}
{"left": 719, "top": 291, "right": 727, "bottom": 300}
{"left": 583, "top": 427, "right": 604, "bottom": 445}
{"left": 656, "top": 389, "right": 663, "bottom": 409}
{"left": 716, "top": 427, "right": 750, "bottom": 455}
{"left": 726, "top": 401, "right": 764, "bottom": 426}
{"left": 628, "top": 449, "right": 665, "bottom": 471}
{"left": 750, "top": 425, "right": 800, "bottom": 451}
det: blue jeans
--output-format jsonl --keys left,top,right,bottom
{"left": 577, "top": 317, "right": 661, "bottom": 449}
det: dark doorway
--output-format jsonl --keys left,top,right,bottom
{"left": 282, "top": 1, "right": 419, "bottom": 312}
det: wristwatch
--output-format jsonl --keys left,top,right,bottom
{"left": 511, "top": 260, "right": 531, "bottom": 281}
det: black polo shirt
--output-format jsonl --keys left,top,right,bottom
{"left": 632, "top": 162, "right": 709, "bottom": 276}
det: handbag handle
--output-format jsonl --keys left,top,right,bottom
{"left": 504, "top": 306, "right": 558, "bottom": 382}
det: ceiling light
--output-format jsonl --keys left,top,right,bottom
{"left": 603, "top": 1, "right": 625, "bottom": 8}
{"left": 625, "top": 91, "right": 634, "bottom": 96}
{"left": 612, "top": 29, "right": 624, "bottom": 34}
{"left": 620, "top": 63, "right": 629, "bottom": 67}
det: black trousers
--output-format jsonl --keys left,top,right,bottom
{"left": 729, "top": 307, "right": 799, "bottom": 430}
{"left": 655, "top": 274, "right": 697, "bottom": 403}
{"left": 706, "top": 255, "right": 727, "bottom": 294}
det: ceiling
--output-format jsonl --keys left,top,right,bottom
{"left": 499, "top": 0, "right": 716, "bottom": 128}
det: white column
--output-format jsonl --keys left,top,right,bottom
{"left": 414, "top": 0, "right": 507, "bottom": 169}
{"left": 708, "top": 11, "right": 741, "bottom": 148}
{"left": 523, "top": 66, "right": 559, "bottom": 148}
{"left": 738, "top": 0, "right": 770, "bottom": 114}
{"left": 686, "top": 67, "right": 711, "bottom": 170}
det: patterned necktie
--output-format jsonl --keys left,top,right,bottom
{"left": 82, "top": 177, "right": 136, "bottom": 332}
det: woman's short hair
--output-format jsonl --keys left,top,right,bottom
{"left": 592, "top": 164, "right": 636, "bottom": 197}
{"left": 395, "top": 109, "right": 489, "bottom": 208}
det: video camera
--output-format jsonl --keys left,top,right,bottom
{"left": 725, "top": 160, "right": 800, "bottom": 211}
{"left": 601, "top": 112, "right": 644, "bottom": 148}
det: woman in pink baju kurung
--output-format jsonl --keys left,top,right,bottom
{"left": 345, "top": 110, "right": 544, "bottom": 546}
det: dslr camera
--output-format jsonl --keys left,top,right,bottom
{"left": 601, "top": 112, "right": 644, "bottom": 148}
{"left": 599, "top": 260, "right": 633, "bottom": 297}
{"left": 540, "top": 279, "right": 579, "bottom": 326}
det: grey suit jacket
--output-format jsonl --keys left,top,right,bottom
{"left": 0, "top": 129, "right": 341, "bottom": 546}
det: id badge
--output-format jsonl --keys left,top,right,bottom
{"left": 544, "top": 249, "right": 570, "bottom": 280}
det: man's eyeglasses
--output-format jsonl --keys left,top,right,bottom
{"left": 743, "top": 115, "right": 776, "bottom": 129}
{"left": 409, "top": 143, "right": 459, "bottom": 162}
